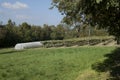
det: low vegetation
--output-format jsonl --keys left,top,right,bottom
{"left": 42, "top": 36, "right": 114, "bottom": 48}
{"left": 0, "top": 47, "right": 115, "bottom": 80}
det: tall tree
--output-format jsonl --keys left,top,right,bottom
{"left": 42, "top": 24, "right": 52, "bottom": 40}
{"left": 4, "top": 19, "right": 19, "bottom": 46}
{"left": 19, "top": 22, "right": 32, "bottom": 42}
{"left": 31, "top": 25, "right": 43, "bottom": 41}
{"left": 51, "top": 24, "right": 65, "bottom": 40}
{"left": 0, "top": 25, "right": 7, "bottom": 47}
{"left": 52, "top": 0, "right": 120, "bottom": 44}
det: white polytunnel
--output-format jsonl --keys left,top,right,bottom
{"left": 14, "top": 42, "right": 43, "bottom": 50}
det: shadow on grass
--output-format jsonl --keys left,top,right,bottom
{"left": 0, "top": 50, "right": 25, "bottom": 55}
{"left": 92, "top": 48, "right": 120, "bottom": 80}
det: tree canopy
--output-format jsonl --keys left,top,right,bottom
{"left": 52, "top": 0, "right": 120, "bottom": 43}
{"left": 0, "top": 19, "right": 107, "bottom": 48}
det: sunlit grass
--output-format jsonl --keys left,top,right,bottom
{"left": 0, "top": 47, "right": 115, "bottom": 80}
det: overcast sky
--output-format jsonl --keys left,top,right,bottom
{"left": 0, "top": 0, "right": 63, "bottom": 26}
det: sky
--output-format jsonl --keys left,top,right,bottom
{"left": 0, "top": 0, "right": 63, "bottom": 26}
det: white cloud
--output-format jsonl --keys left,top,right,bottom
{"left": 16, "top": 15, "right": 30, "bottom": 20}
{"left": 1, "top": 1, "right": 28, "bottom": 10}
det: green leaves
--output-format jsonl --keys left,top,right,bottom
{"left": 51, "top": 0, "right": 120, "bottom": 41}
{"left": 96, "top": 0, "right": 103, "bottom": 3}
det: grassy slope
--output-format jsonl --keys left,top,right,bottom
{"left": 0, "top": 47, "right": 115, "bottom": 80}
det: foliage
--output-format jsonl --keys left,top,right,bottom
{"left": 51, "top": 24, "right": 65, "bottom": 40}
{"left": 0, "top": 47, "right": 115, "bottom": 80}
{"left": 0, "top": 19, "right": 108, "bottom": 48}
{"left": 42, "top": 36, "right": 114, "bottom": 48}
{"left": 52, "top": 0, "right": 120, "bottom": 44}
{"left": 0, "top": 26, "right": 7, "bottom": 47}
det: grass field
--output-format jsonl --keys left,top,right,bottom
{"left": 0, "top": 47, "right": 115, "bottom": 80}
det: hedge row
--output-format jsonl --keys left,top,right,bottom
{"left": 41, "top": 37, "right": 114, "bottom": 48}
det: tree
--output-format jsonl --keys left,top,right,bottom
{"left": 0, "top": 25, "right": 7, "bottom": 47}
{"left": 31, "top": 25, "right": 43, "bottom": 41}
{"left": 19, "top": 22, "right": 32, "bottom": 42}
{"left": 52, "top": 0, "right": 120, "bottom": 44}
{"left": 4, "top": 20, "right": 19, "bottom": 47}
{"left": 51, "top": 24, "right": 65, "bottom": 40}
{"left": 20, "top": 22, "right": 31, "bottom": 30}
{"left": 42, "top": 24, "right": 52, "bottom": 40}
{"left": 6, "top": 19, "right": 15, "bottom": 28}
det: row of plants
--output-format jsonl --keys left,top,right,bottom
{"left": 42, "top": 36, "right": 114, "bottom": 48}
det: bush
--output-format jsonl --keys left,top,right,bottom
{"left": 42, "top": 36, "right": 114, "bottom": 48}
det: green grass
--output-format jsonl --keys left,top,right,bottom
{"left": 0, "top": 47, "right": 115, "bottom": 80}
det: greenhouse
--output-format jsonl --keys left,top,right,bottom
{"left": 14, "top": 42, "right": 43, "bottom": 50}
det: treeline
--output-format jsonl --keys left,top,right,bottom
{"left": 0, "top": 19, "right": 108, "bottom": 48}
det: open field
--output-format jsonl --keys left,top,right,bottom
{"left": 0, "top": 47, "right": 116, "bottom": 80}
